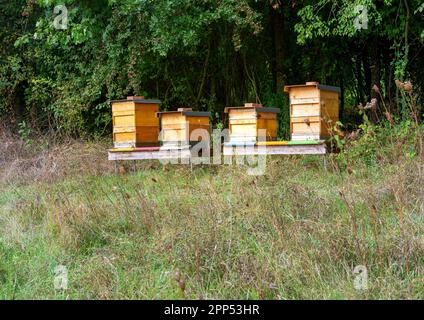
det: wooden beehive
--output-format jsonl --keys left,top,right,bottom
{"left": 157, "top": 108, "right": 211, "bottom": 146}
{"left": 225, "top": 103, "right": 280, "bottom": 142}
{"left": 111, "top": 96, "right": 161, "bottom": 148}
{"left": 284, "top": 82, "right": 340, "bottom": 141}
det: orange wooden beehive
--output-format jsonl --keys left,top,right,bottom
{"left": 284, "top": 82, "right": 340, "bottom": 141}
{"left": 157, "top": 108, "right": 211, "bottom": 146}
{"left": 111, "top": 96, "right": 161, "bottom": 148}
{"left": 225, "top": 103, "right": 280, "bottom": 142}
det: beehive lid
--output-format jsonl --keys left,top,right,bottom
{"left": 283, "top": 82, "right": 341, "bottom": 93}
{"left": 224, "top": 103, "right": 280, "bottom": 114}
{"left": 156, "top": 109, "right": 211, "bottom": 117}
{"left": 110, "top": 96, "right": 162, "bottom": 104}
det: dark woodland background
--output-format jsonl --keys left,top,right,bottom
{"left": 1, "top": 0, "right": 423, "bottom": 138}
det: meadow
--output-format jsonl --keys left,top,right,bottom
{"left": 0, "top": 120, "right": 423, "bottom": 300}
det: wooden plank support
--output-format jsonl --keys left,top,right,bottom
{"left": 108, "top": 148, "right": 191, "bottom": 161}
{"left": 109, "top": 143, "right": 327, "bottom": 160}
{"left": 223, "top": 143, "right": 326, "bottom": 156}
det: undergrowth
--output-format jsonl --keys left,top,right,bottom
{"left": 0, "top": 84, "right": 423, "bottom": 299}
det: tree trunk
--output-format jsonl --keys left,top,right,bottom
{"left": 362, "top": 47, "right": 372, "bottom": 102}
{"left": 370, "top": 42, "right": 381, "bottom": 99}
{"left": 355, "top": 54, "right": 364, "bottom": 105}
{"left": 272, "top": 7, "right": 285, "bottom": 93}
{"left": 14, "top": 81, "right": 27, "bottom": 126}
{"left": 340, "top": 76, "right": 345, "bottom": 121}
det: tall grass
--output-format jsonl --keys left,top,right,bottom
{"left": 0, "top": 88, "right": 423, "bottom": 299}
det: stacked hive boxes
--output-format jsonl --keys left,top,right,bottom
{"left": 225, "top": 103, "right": 280, "bottom": 143}
{"left": 284, "top": 82, "right": 340, "bottom": 141}
{"left": 157, "top": 108, "right": 211, "bottom": 147}
{"left": 111, "top": 96, "right": 161, "bottom": 148}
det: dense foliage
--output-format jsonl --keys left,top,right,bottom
{"left": 0, "top": 0, "right": 423, "bottom": 136}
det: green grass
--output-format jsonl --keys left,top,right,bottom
{"left": 0, "top": 147, "right": 423, "bottom": 299}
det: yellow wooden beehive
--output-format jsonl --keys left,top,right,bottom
{"left": 111, "top": 96, "right": 161, "bottom": 148}
{"left": 225, "top": 103, "right": 280, "bottom": 142}
{"left": 157, "top": 108, "right": 211, "bottom": 146}
{"left": 284, "top": 82, "right": 340, "bottom": 141}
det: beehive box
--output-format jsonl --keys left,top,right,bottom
{"left": 157, "top": 108, "right": 211, "bottom": 146}
{"left": 225, "top": 103, "right": 280, "bottom": 142}
{"left": 111, "top": 96, "right": 161, "bottom": 148}
{"left": 284, "top": 82, "right": 340, "bottom": 141}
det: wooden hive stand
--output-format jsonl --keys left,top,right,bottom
{"left": 111, "top": 96, "right": 161, "bottom": 148}
{"left": 284, "top": 82, "right": 340, "bottom": 141}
